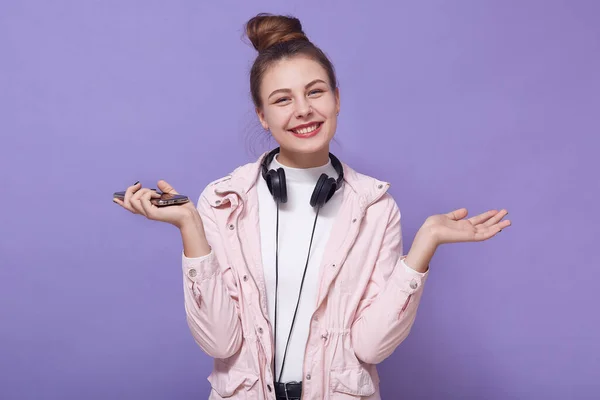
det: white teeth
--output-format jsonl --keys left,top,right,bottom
{"left": 293, "top": 123, "right": 320, "bottom": 135}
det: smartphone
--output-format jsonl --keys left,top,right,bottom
{"left": 113, "top": 190, "right": 190, "bottom": 207}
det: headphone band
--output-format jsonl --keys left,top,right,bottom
{"left": 260, "top": 147, "right": 344, "bottom": 191}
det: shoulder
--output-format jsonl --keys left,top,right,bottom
{"left": 341, "top": 161, "right": 400, "bottom": 219}
{"left": 198, "top": 158, "right": 258, "bottom": 201}
{"left": 367, "top": 192, "right": 401, "bottom": 226}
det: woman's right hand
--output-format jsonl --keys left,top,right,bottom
{"left": 113, "top": 180, "right": 198, "bottom": 229}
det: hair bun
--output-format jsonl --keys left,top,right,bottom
{"left": 245, "top": 13, "right": 309, "bottom": 52}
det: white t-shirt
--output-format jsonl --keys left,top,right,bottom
{"left": 257, "top": 154, "right": 343, "bottom": 383}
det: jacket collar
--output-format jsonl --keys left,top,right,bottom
{"left": 205, "top": 150, "right": 390, "bottom": 209}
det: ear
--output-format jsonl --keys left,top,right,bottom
{"left": 256, "top": 107, "right": 269, "bottom": 130}
{"left": 334, "top": 87, "right": 341, "bottom": 115}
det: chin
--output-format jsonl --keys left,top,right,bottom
{"left": 285, "top": 136, "right": 332, "bottom": 154}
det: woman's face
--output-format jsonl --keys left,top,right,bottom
{"left": 257, "top": 56, "right": 340, "bottom": 162}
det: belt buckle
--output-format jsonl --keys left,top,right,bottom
{"left": 283, "top": 381, "right": 299, "bottom": 400}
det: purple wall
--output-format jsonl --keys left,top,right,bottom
{"left": 1, "top": 1, "right": 598, "bottom": 399}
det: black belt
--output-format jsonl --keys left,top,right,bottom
{"left": 274, "top": 381, "right": 302, "bottom": 400}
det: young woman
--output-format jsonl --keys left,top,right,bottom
{"left": 114, "top": 13, "right": 511, "bottom": 400}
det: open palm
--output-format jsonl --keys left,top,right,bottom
{"left": 426, "top": 208, "right": 511, "bottom": 245}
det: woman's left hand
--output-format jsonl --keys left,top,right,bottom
{"left": 423, "top": 208, "right": 511, "bottom": 246}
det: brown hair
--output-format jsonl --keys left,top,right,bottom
{"left": 245, "top": 13, "right": 338, "bottom": 109}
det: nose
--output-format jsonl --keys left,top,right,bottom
{"left": 294, "top": 98, "right": 312, "bottom": 119}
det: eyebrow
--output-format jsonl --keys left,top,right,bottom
{"left": 268, "top": 79, "right": 327, "bottom": 100}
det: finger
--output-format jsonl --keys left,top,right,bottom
{"left": 496, "top": 219, "right": 512, "bottom": 230}
{"left": 114, "top": 197, "right": 137, "bottom": 214}
{"left": 470, "top": 225, "right": 499, "bottom": 242}
{"left": 130, "top": 187, "right": 155, "bottom": 202}
{"left": 131, "top": 188, "right": 155, "bottom": 216}
{"left": 113, "top": 197, "right": 127, "bottom": 208}
{"left": 140, "top": 190, "right": 160, "bottom": 218}
{"left": 474, "top": 219, "right": 511, "bottom": 241}
{"left": 136, "top": 189, "right": 161, "bottom": 203}
{"left": 468, "top": 210, "right": 498, "bottom": 226}
{"left": 445, "top": 208, "right": 468, "bottom": 221}
{"left": 124, "top": 181, "right": 142, "bottom": 212}
{"left": 483, "top": 209, "right": 509, "bottom": 227}
{"left": 157, "top": 180, "right": 178, "bottom": 195}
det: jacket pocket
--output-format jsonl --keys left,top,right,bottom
{"left": 329, "top": 366, "right": 376, "bottom": 399}
{"left": 207, "top": 360, "right": 259, "bottom": 399}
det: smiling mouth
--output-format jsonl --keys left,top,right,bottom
{"left": 289, "top": 122, "right": 323, "bottom": 135}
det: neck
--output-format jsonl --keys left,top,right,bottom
{"left": 276, "top": 147, "right": 330, "bottom": 169}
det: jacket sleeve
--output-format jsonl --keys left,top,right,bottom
{"left": 351, "top": 199, "right": 429, "bottom": 364}
{"left": 181, "top": 187, "right": 243, "bottom": 359}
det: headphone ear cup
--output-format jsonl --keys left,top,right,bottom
{"left": 277, "top": 168, "right": 287, "bottom": 203}
{"left": 324, "top": 178, "right": 337, "bottom": 203}
{"left": 267, "top": 168, "right": 287, "bottom": 203}
{"left": 266, "top": 169, "right": 278, "bottom": 199}
{"left": 310, "top": 174, "right": 336, "bottom": 208}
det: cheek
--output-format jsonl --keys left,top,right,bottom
{"left": 264, "top": 108, "right": 291, "bottom": 129}
{"left": 311, "top": 96, "right": 337, "bottom": 116}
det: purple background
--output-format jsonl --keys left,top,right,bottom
{"left": 1, "top": 1, "right": 598, "bottom": 399}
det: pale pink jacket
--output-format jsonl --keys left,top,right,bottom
{"left": 181, "top": 151, "right": 429, "bottom": 399}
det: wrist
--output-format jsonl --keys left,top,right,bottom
{"left": 414, "top": 225, "right": 439, "bottom": 249}
{"left": 405, "top": 228, "right": 438, "bottom": 273}
{"left": 179, "top": 211, "right": 211, "bottom": 258}
{"left": 176, "top": 208, "right": 202, "bottom": 230}
{"left": 420, "top": 218, "right": 441, "bottom": 247}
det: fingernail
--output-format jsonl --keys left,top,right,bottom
{"left": 133, "top": 181, "right": 140, "bottom": 185}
